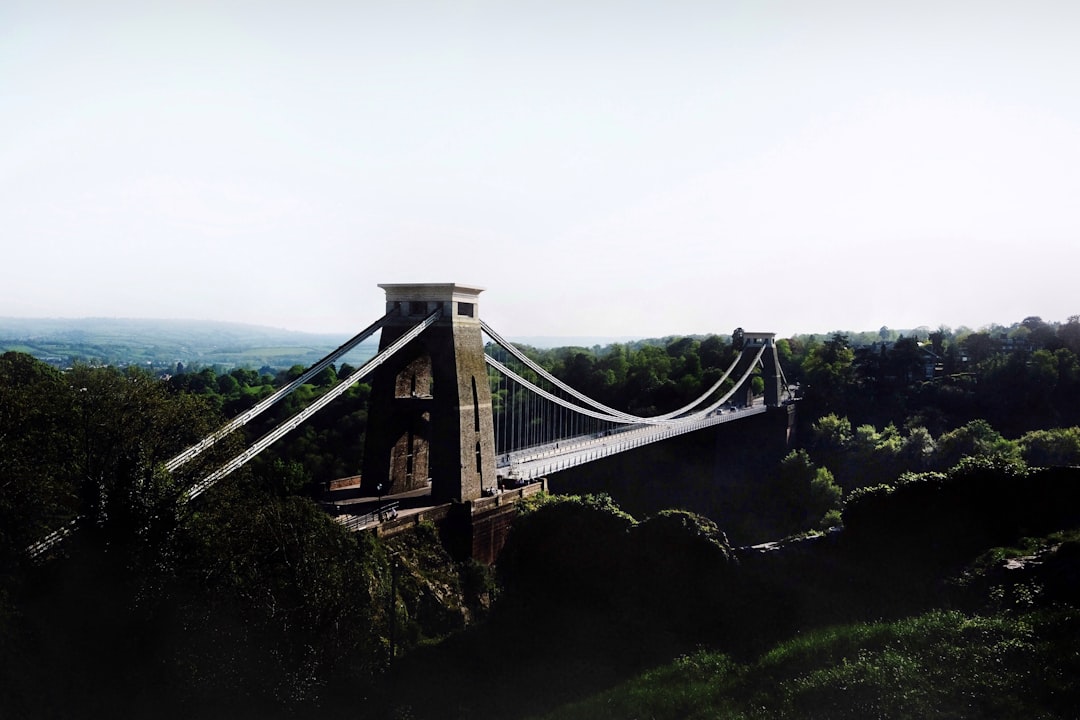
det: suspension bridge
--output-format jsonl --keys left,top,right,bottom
{"left": 29, "top": 283, "right": 795, "bottom": 561}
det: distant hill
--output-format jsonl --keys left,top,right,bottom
{"left": 504, "top": 335, "right": 645, "bottom": 349}
{"left": 0, "top": 317, "right": 371, "bottom": 371}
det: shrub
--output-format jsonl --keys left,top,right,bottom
{"left": 496, "top": 493, "right": 636, "bottom": 609}
{"left": 1019, "top": 427, "right": 1080, "bottom": 467}
{"left": 627, "top": 510, "right": 739, "bottom": 641}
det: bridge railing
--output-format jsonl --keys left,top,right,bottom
{"left": 334, "top": 501, "right": 401, "bottom": 532}
{"left": 501, "top": 402, "right": 770, "bottom": 480}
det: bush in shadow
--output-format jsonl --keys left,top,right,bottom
{"left": 626, "top": 510, "right": 739, "bottom": 643}
{"left": 837, "top": 457, "right": 1080, "bottom": 613}
{"left": 496, "top": 493, "right": 636, "bottom": 613}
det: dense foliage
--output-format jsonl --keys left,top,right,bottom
{"left": 166, "top": 362, "right": 372, "bottom": 485}
{"left": 787, "top": 315, "right": 1080, "bottom": 434}
{"left": 505, "top": 335, "right": 741, "bottom": 416}
{"left": 4, "top": 311, "right": 1080, "bottom": 718}
{"left": 0, "top": 353, "right": 485, "bottom": 717}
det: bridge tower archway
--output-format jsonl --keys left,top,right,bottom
{"left": 361, "top": 283, "right": 497, "bottom": 502}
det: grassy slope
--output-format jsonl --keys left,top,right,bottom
{"left": 538, "top": 608, "right": 1080, "bottom": 720}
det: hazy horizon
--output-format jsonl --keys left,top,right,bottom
{"left": 2, "top": 311, "right": 1067, "bottom": 345}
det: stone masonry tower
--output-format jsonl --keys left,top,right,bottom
{"left": 734, "top": 331, "right": 785, "bottom": 408}
{"left": 361, "top": 283, "right": 497, "bottom": 502}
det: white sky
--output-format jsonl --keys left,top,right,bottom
{"left": 2, "top": 0, "right": 1078, "bottom": 338}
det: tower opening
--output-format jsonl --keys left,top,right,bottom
{"left": 472, "top": 376, "right": 480, "bottom": 432}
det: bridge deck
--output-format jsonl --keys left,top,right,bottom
{"left": 498, "top": 401, "right": 771, "bottom": 481}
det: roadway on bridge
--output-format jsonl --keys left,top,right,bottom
{"left": 499, "top": 400, "right": 770, "bottom": 481}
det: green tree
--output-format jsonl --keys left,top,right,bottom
{"left": 498, "top": 493, "right": 635, "bottom": 607}
{"left": 216, "top": 372, "right": 240, "bottom": 396}
{"left": 808, "top": 413, "right": 852, "bottom": 477}
{"left": 887, "top": 336, "right": 924, "bottom": 385}
{"left": 809, "top": 467, "right": 843, "bottom": 529}
{"left": 768, "top": 450, "right": 843, "bottom": 535}
{"left": 1059, "top": 316, "right": 1080, "bottom": 355}
{"left": 961, "top": 332, "right": 1000, "bottom": 365}
{"left": 0, "top": 357, "right": 244, "bottom": 717}
{"left": 1019, "top": 427, "right": 1080, "bottom": 467}
{"left": 842, "top": 423, "right": 904, "bottom": 489}
{"left": 699, "top": 335, "right": 728, "bottom": 370}
{"left": 0, "top": 353, "right": 76, "bottom": 519}
{"left": 598, "top": 344, "right": 630, "bottom": 387}
{"left": 1021, "top": 315, "right": 1059, "bottom": 349}
{"left": 802, "top": 333, "right": 855, "bottom": 413}
{"left": 774, "top": 338, "right": 793, "bottom": 367}
{"left": 313, "top": 363, "right": 338, "bottom": 387}
{"left": 899, "top": 425, "right": 936, "bottom": 471}
{"left": 229, "top": 367, "right": 260, "bottom": 387}
{"left": 0, "top": 353, "right": 78, "bottom": 636}
{"left": 173, "top": 486, "right": 383, "bottom": 711}
{"left": 934, "top": 419, "right": 1021, "bottom": 469}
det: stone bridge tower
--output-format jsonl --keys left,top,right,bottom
{"left": 733, "top": 331, "right": 785, "bottom": 408}
{"left": 745, "top": 332, "right": 784, "bottom": 407}
{"left": 361, "top": 283, "right": 497, "bottom": 502}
